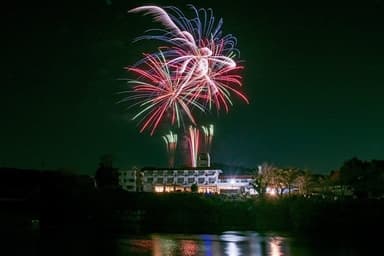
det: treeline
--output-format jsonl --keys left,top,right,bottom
{"left": 336, "top": 157, "right": 384, "bottom": 198}
{"left": 250, "top": 158, "right": 384, "bottom": 199}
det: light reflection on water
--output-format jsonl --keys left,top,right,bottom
{"left": 267, "top": 236, "right": 286, "bottom": 256}
{"left": 120, "top": 231, "right": 290, "bottom": 256}
{"left": 41, "top": 230, "right": 377, "bottom": 256}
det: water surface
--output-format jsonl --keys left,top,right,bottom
{"left": 40, "top": 231, "right": 377, "bottom": 256}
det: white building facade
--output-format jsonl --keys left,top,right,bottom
{"left": 142, "top": 168, "right": 222, "bottom": 193}
{"left": 217, "top": 175, "right": 256, "bottom": 195}
{"left": 118, "top": 167, "right": 139, "bottom": 192}
{"left": 119, "top": 167, "right": 257, "bottom": 195}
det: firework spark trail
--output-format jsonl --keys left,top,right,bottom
{"left": 166, "top": 39, "right": 239, "bottom": 103}
{"left": 201, "top": 124, "right": 214, "bottom": 154}
{"left": 187, "top": 126, "right": 200, "bottom": 168}
{"left": 118, "top": 51, "right": 207, "bottom": 135}
{"left": 128, "top": 4, "right": 247, "bottom": 110}
{"left": 123, "top": 3, "right": 249, "bottom": 154}
{"left": 130, "top": 5, "right": 237, "bottom": 72}
{"left": 128, "top": 6, "right": 197, "bottom": 50}
{"left": 163, "top": 131, "right": 178, "bottom": 168}
{"left": 129, "top": 5, "right": 239, "bottom": 57}
{"left": 183, "top": 61, "right": 248, "bottom": 112}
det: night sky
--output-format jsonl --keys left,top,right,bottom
{"left": 3, "top": 0, "right": 384, "bottom": 175}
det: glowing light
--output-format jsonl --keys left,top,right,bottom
{"left": 163, "top": 131, "right": 178, "bottom": 168}
{"left": 154, "top": 186, "right": 165, "bottom": 192}
{"left": 181, "top": 240, "right": 199, "bottom": 255}
{"left": 157, "top": 236, "right": 178, "bottom": 255}
{"left": 225, "top": 242, "right": 240, "bottom": 256}
{"left": 122, "top": 5, "right": 249, "bottom": 135}
{"left": 118, "top": 51, "right": 205, "bottom": 135}
{"left": 267, "top": 187, "right": 277, "bottom": 196}
{"left": 201, "top": 124, "right": 214, "bottom": 154}
{"left": 187, "top": 126, "right": 200, "bottom": 167}
{"left": 268, "top": 237, "right": 284, "bottom": 256}
{"left": 127, "top": 239, "right": 153, "bottom": 254}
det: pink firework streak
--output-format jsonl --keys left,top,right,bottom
{"left": 176, "top": 39, "right": 249, "bottom": 112}
{"left": 128, "top": 5, "right": 239, "bottom": 60}
{"left": 124, "top": 5, "right": 249, "bottom": 135}
{"left": 163, "top": 130, "right": 178, "bottom": 168}
{"left": 128, "top": 5, "right": 248, "bottom": 110}
{"left": 187, "top": 126, "right": 200, "bottom": 168}
{"left": 118, "top": 52, "right": 206, "bottom": 135}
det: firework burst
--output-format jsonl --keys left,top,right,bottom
{"left": 118, "top": 51, "right": 207, "bottom": 135}
{"left": 122, "top": 4, "right": 249, "bottom": 168}
{"left": 162, "top": 130, "right": 178, "bottom": 168}
{"left": 128, "top": 5, "right": 239, "bottom": 57}
{"left": 128, "top": 5, "right": 248, "bottom": 114}
{"left": 201, "top": 124, "right": 214, "bottom": 154}
{"left": 187, "top": 125, "right": 200, "bottom": 168}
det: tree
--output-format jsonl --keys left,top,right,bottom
{"left": 95, "top": 154, "right": 119, "bottom": 190}
{"left": 339, "top": 158, "right": 384, "bottom": 198}
{"left": 339, "top": 157, "right": 367, "bottom": 198}
{"left": 295, "top": 170, "right": 313, "bottom": 196}
{"left": 272, "top": 168, "right": 301, "bottom": 196}
{"left": 367, "top": 160, "right": 384, "bottom": 197}
{"left": 250, "top": 162, "right": 276, "bottom": 197}
{"left": 191, "top": 183, "right": 198, "bottom": 193}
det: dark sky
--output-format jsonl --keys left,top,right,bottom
{"left": 2, "top": 0, "right": 384, "bottom": 175}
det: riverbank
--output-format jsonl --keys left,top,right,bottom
{"left": 39, "top": 190, "right": 384, "bottom": 239}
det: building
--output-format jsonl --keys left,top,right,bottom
{"left": 197, "top": 152, "right": 211, "bottom": 168}
{"left": 118, "top": 167, "right": 140, "bottom": 192}
{"left": 118, "top": 167, "right": 222, "bottom": 193}
{"left": 119, "top": 167, "right": 258, "bottom": 195}
{"left": 142, "top": 168, "right": 222, "bottom": 193}
{"left": 218, "top": 175, "right": 256, "bottom": 195}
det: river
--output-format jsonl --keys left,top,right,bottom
{"left": 35, "top": 230, "right": 378, "bottom": 256}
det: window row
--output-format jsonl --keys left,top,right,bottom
{"left": 145, "top": 177, "right": 217, "bottom": 184}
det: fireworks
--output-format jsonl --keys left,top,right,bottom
{"left": 201, "top": 124, "right": 214, "bottom": 154}
{"left": 121, "top": 4, "right": 249, "bottom": 167}
{"left": 185, "top": 124, "right": 214, "bottom": 167}
{"left": 117, "top": 51, "right": 206, "bottom": 135}
{"left": 129, "top": 5, "right": 248, "bottom": 113}
{"left": 162, "top": 131, "right": 178, "bottom": 168}
{"left": 124, "top": 4, "right": 248, "bottom": 135}
{"left": 128, "top": 5, "right": 239, "bottom": 61}
{"left": 187, "top": 126, "right": 200, "bottom": 168}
